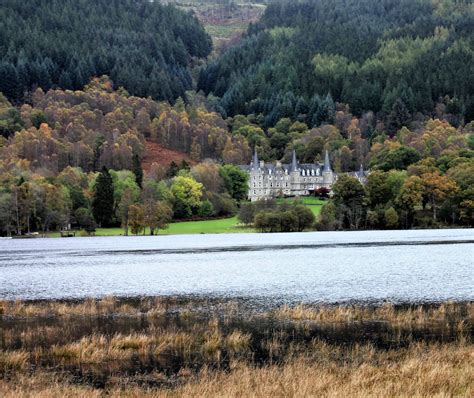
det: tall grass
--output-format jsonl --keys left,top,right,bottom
{"left": 0, "top": 298, "right": 472, "bottom": 396}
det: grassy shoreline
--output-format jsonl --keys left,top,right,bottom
{"left": 44, "top": 198, "right": 325, "bottom": 238}
{"left": 1, "top": 298, "right": 472, "bottom": 397}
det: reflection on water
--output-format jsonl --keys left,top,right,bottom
{"left": 0, "top": 229, "right": 473, "bottom": 303}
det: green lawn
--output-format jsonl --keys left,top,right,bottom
{"left": 48, "top": 217, "right": 254, "bottom": 238}
{"left": 162, "top": 216, "right": 254, "bottom": 235}
{"left": 276, "top": 197, "right": 325, "bottom": 217}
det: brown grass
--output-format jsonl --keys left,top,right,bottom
{"left": 0, "top": 298, "right": 472, "bottom": 397}
{"left": 274, "top": 301, "right": 474, "bottom": 325}
{"left": 163, "top": 343, "right": 473, "bottom": 398}
{"left": 0, "top": 296, "right": 172, "bottom": 318}
{"left": 0, "top": 342, "right": 472, "bottom": 397}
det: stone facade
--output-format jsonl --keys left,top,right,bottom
{"left": 242, "top": 149, "right": 367, "bottom": 201}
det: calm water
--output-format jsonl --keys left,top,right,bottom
{"left": 0, "top": 229, "right": 473, "bottom": 304}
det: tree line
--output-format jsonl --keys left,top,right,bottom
{"left": 0, "top": 155, "right": 249, "bottom": 236}
{"left": 318, "top": 161, "right": 473, "bottom": 231}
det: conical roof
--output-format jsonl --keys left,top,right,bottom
{"left": 252, "top": 148, "right": 259, "bottom": 171}
{"left": 290, "top": 149, "right": 298, "bottom": 172}
{"left": 323, "top": 150, "right": 332, "bottom": 172}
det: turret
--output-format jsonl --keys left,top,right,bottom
{"left": 323, "top": 150, "right": 332, "bottom": 172}
{"left": 322, "top": 150, "right": 333, "bottom": 185}
{"left": 289, "top": 149, "right": 301, "bottom": 196}
{"left": 251, "top": 148, "right": 259, "bottom": 171}
{"left": 290, "top": 149, "right": 298, "bottom": 172}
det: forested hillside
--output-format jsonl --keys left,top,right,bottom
{"left": 199, "top": 0, "right": 474, "bottom": 127}
{"left": 0, "top": 0, "right": 473, "bottom": 234}
{"left": 0, "top": 77, "right": 249, "bottom": 171}
{"left": 0, "top": 0, "right": 212, "bottom": 103}
{"left": 0, "top": 77, "right": 251, "bottom": 235}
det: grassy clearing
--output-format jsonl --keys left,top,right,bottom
{"left": 164, "top": 216, "right": 254, "bottom": 235}
{"left": 0, "top": 298, "right": 472, "bottom": 397}
{"left": 205, "top": 23, "right": 247, "bottom": 39}
{"left": 48, "top": 216, "right": 254, "bottom": 238}
{"left": 277, "top": 197, "right": 325, "bottom": 217}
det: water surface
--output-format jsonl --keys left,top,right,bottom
{"left": 1, "top": 229, "right": 472, "bottom": 303}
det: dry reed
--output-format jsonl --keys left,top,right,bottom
{"left": 0, "top": 298, "right": 472, "bottom": 397}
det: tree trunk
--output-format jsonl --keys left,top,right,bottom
{"left": 431, "top": 197, "right": 437, "bottom": 221}
{"left": 124, "top": 221, "right": 129, "bottom": 236}
{"left": 14, "top": 190, "right": 21, "bottom": 235}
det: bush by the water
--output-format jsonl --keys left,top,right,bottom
{"left": 238, "top": 200, "right": 315, "bottom": 232}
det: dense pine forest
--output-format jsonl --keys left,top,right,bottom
{"left": 0, "top": 0, "right": 473, "bottom": 234}
{"left": 199, "top": 0, "right": 474, "bottom": 127}
{"left": 0, "top": 0, "right": 212, "bottom": 103}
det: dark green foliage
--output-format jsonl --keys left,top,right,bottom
{"left": 0, "top": 95, "right": 23, "bottom": 137}
{"left": 30, "top": 110, "right": 47, "bottom": 129}
{"left": 132, "top": 154, "right": 143, "bottom": 189}
{"left": 68, "top": 186, "right": 88, "bottom": 211}
{"left": 0, "top": 0, "right": 212, "bottom": 102}
{"left": 180, "top": 160, "right": 191, "bottom": 172}
{"left": 316, "top": 201, "right": 337, "bottom": 231}
{"left": 374, "top": 147, "right": 422, "bottom": 172}
{"left": 237, "top": 202, "right": 255, "bottom": 225}
{"left": 467, "top": 134, "right": 474, "bottom": 151}
{"left": 219, "top": 165, "right": 249, "bottom": 202}
{"left": 247, "top": 201, "right": 315, "bottom": 232}
{"left": 332, "top": 175, "right": 367, "bottom": 229}
{"left": 366, "top": 172, "right": 393, "bottom": 208}
{"left": 387, "top": 99, "right": 411, "bottom": 136}
{"left": 199, "top": 0, "right": 474, "bottom": 125}
{"left": 207, "top": 192, "right": 237, "bottom": 217}
{"left": 74, "top": 207, "right": 96, "bottom": 234}
{"left": 292, "top": 205, "right": 315, "bottom": 232}
{"left": 92, "top": 167, "right": 115, "bottom": 227}
{"left": 166, "top": 162, "right": 180, "bottom": 179}
{"left": 198, "top": 200, "right": 214, "bottom": 217}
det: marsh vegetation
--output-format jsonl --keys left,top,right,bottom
{"left": 1, "top": 297, "right": 472, "bottom": 396}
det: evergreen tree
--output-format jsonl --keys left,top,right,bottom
{"left": 387, "top": 99, "right": 411, "bottom": 136}
{"left": 92, "top": 166, "right": 115, "bottom": 227}
{"left": 0, "top": 62, "right": 20, "bottom": 101}
{"left": 132, "top": 154, "right": 143, "bottom": 189}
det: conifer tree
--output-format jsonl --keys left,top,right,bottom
{"left": 132, "top": 154, "right": 143, "bottom": 189}
{"left": 92, "top": 166, "right": 115, "bottom": 227}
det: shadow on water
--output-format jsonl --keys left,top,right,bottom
{"left": 2, "top": 238, "right": 473, "bottom": 261}
{"left": 76, "top": 239, "right": 474, "bottom": 256}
